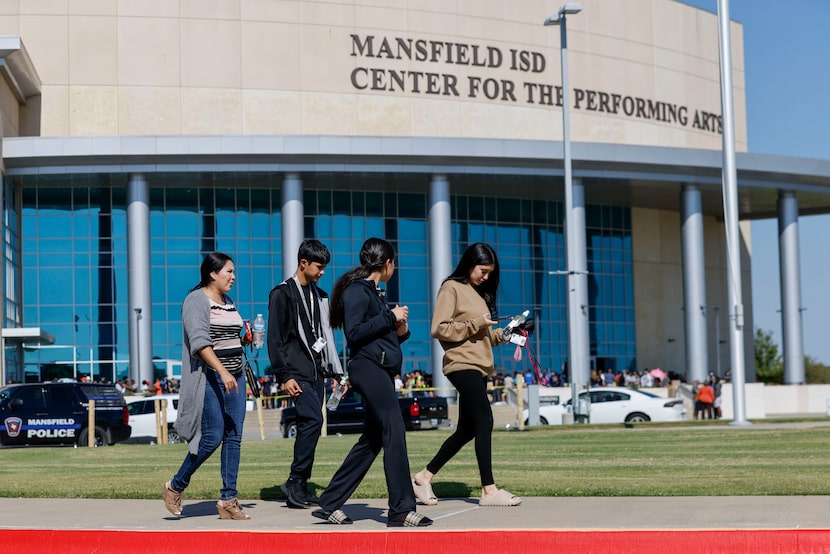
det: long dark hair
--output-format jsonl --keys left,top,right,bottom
{"left": 445, "top": 242, "right": 500, "bottom": 315}
{"left": 191, "top": 252, "right": 233, "bottom": 292}
{"left": 330, "top": 238, "right": 395, "bottom": 329}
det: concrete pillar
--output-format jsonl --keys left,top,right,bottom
{"left": 680, "top": 184, "right": 709, "bottom": 383}
{"left": 778, "top": 191, "right": 805, "bottom": 384}
{"left": 281, "top": 174, "right": 304, "bottom": 280}
{"left": 428, "top": 175, "right": 453, "bottom": 399}
{"left": 127, "top": 173, "right": 153, "bottom": 387}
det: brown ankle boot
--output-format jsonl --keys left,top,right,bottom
{"left": 162, "top": 481, "right": 182, "bottom": 517}
{"left": 216, "top": 498, "right": 251, "bottom": 520}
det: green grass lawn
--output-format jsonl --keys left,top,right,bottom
{"left": 2, "top": 424, "right": 829, "bottom": 500}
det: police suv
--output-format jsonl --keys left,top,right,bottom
{"left": 0, "top": 382, "right": 132, "bottom": 447}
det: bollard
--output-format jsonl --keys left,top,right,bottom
{"left": 88, "top": 399, "right": 96, "bottom": 447}
{"left": 256, "top": 396, "right": 265, "bottom": 440}
{"left": 154, "top": 399, "right": 162, "bottom": 445}
{"left": 527, "top": 384, "right": 541, "bottom": 426}
{"left": 160, "top": 399, "right": 168, "bottom": 444}
{"left": 516, "top": 377, "right": 525, "bottom": 430}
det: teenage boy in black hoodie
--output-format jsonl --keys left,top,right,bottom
{"left": 268, "top": 239, "right": 343, "bottom": 508}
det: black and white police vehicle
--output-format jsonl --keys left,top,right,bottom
{"left": 0, "top": 382, "right": 132, "bottom": 447}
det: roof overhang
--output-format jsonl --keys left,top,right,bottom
{"left": 3, "top": 135, "right": 830, "bottom": 219}
{"left": 2, "top": 327, "right": 55, "bottom": 345}
{"left": 0, "top": 36, "right": 42, "bottom": 103}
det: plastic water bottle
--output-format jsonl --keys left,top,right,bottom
{"left": 505, "top": 310, "right": 530, "bottom": 332}
{"left": 326, "top": 381, "right": 348, "bottom": 411}
{"left": 252, "top": 314, "right": 265, "bottom": 349}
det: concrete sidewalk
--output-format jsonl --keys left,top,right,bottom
{"left": 1, "top": 495, "right": 828, "bottom": 532}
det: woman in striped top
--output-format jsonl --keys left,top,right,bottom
{"left": 163, "top": 252, "right": 252, "bottom": 520}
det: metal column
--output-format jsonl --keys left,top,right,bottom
{"left": 127, "top": 173, "right": 153, "bottom": 387}
{"left": 777, "top": 191, "right": 805, "bottom": 384}
{"left": 281, "top": 174, "right": 304, "bottom": 280}
{"left": 680, "top": 184, "right": 709, "bottom": 383}
{"left": 717, "top": 0, "right": 749, "bottom": 424}
{"left": 428, "top": 175, "right": 453, "bottom": 399}
{"left": 568, "top": 178, "right": 590, "bottom": 391}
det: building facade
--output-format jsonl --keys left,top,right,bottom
{"left": 1, "top": 0, "right": 828, "bottom": 391}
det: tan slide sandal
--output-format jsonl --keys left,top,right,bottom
{"left": 478, "top": 488, "right": 522, "bottom": 507}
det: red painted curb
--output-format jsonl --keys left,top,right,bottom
{"left": 3, "top": 529, "right": 830, "bottom": 554}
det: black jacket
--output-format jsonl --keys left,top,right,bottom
{"left": 342, "top": 279, "right": 410, "bottom": 372}
{"left": 267, "top": 278, "right": 332, "bottom": 385}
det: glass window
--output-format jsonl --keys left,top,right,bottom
{"left": 50, "top": 386, "right": 78, "bottom": 409}
{"left": 18, "top": 172, "right": 635, "bottom": 386}
{"left": 15, "top": 386, "right": 47, "bottom": 411}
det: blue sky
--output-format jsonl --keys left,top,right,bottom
{"left": 679, "top": 1, "right": 830, "bottom": 363}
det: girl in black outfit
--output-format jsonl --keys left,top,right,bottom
{"left": 312, "top": 238, "right": 432, "bottom": 528}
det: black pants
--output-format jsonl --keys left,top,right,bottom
{"left": 318, "top": 358, "right": 415, "bottom": 520}
{"left": 290, "top": 378, "right": 324, "bottom": 480}
{"left": 426, "top": 370, "right": 494, "bottom": 486}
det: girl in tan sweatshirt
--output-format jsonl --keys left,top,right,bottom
{"left": 412, "top": 243, "right": 522, "bottom": 507}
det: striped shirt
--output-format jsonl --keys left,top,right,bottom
{"left": 210, "top": 298, "right": 244, "bottom": 374}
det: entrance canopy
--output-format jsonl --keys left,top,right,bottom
{"left": 2, "top": 327, "right": 55, "bottom": 345}
{"left": 1, "top": 327, "right": 55, "bottom": 386}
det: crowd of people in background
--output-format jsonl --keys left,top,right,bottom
{"left": 111, "top": 376, "right": 180, "bottom": 396}
{"left": 33, "top": 365, "right": 727, "bottom": 410}
{"left": 209, "top": 365, "right": 710, "bottom": 408}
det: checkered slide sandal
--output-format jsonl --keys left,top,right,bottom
{"left": 311, "top": 508, "right": 353, "bottom": 525}
{"left": 387, "top": 510, "right": 433, "bottom": 527}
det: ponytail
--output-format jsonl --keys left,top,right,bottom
{"left": 329, "top": 238, "right": 395, "bottom": 329}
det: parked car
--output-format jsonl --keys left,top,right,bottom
{"left": 0, "top": 382, "right": 131, "bottom": 447}
{"left": 524, "top": 387, "right": 687, "bottom": 425}
{"left": 280, "top": 389, "right": 449, "bottom": 438}
{"left": 523, "top": 401, "right": 567, "bottom": 425}
{"left": 125, "top": 394, "right": 181, "bottom": 444}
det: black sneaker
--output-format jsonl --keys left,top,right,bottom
{"left": 281, "top": 479, "right": 309, "bottom": 509}
{"left": 300, "top": 480, "right": 320, "bottom": 505}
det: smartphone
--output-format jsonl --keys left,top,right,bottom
{"left": 242, "top": 319, "right": 253, "bottom": 343}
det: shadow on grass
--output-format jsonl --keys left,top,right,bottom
{"left": 432, "top": 481, "right": 476, "bottom": 500}
{"left": 260, "top": 481, "right": 328, "bottom": 501}
{"left": 261, "top": 484, "right": 284, "bottom": 501}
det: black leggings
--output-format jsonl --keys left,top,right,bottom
{"left": 426, "top": 370, "right": 494, "bottom": 487}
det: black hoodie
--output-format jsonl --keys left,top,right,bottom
{"left": 341, "top": 279, "right": 410, "bottom": 373}
{"left": 267, "top": 278, "right": 328, "bottom": 384}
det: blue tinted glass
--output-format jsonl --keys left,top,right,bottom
{"left": 19, "top": 173, "right": 635, "bottom": 382}
{"left": 398, "top": 193, "right": 425, "bottom": 219}
{"left": 365, "top": 218, "right": 384, "bottom": 237}
{"left": 314, "top": 215, "right": 332, "bottom": 238}
{"left": 399, "top": 218, "right": 426, "bottom": 241}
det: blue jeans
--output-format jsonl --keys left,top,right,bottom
{"left": 171, "top": 370, "right": 246, "bottom": 500}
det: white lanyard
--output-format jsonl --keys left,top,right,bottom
{"left": 291, "top": 275, "right": 318, "bottom": 339}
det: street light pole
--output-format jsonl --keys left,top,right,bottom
{"left": 716, "top": 0, "right": 749, "bottom": 425}
{"left": 544, "top": 4, "right": 589, "bottom": 399}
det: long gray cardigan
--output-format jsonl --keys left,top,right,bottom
{"left": 174, "top": 288, "right": 223, "bottom": 454}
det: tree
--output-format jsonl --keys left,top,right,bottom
{"left": 805, "top": 355, "right": 830, "bottom": 384}
{"left": 754, "top": 328, "right": 783, "bottom": 384}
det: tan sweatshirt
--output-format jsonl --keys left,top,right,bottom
{"left": 430, "top": 279, "right": 504, "bottom": 377}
